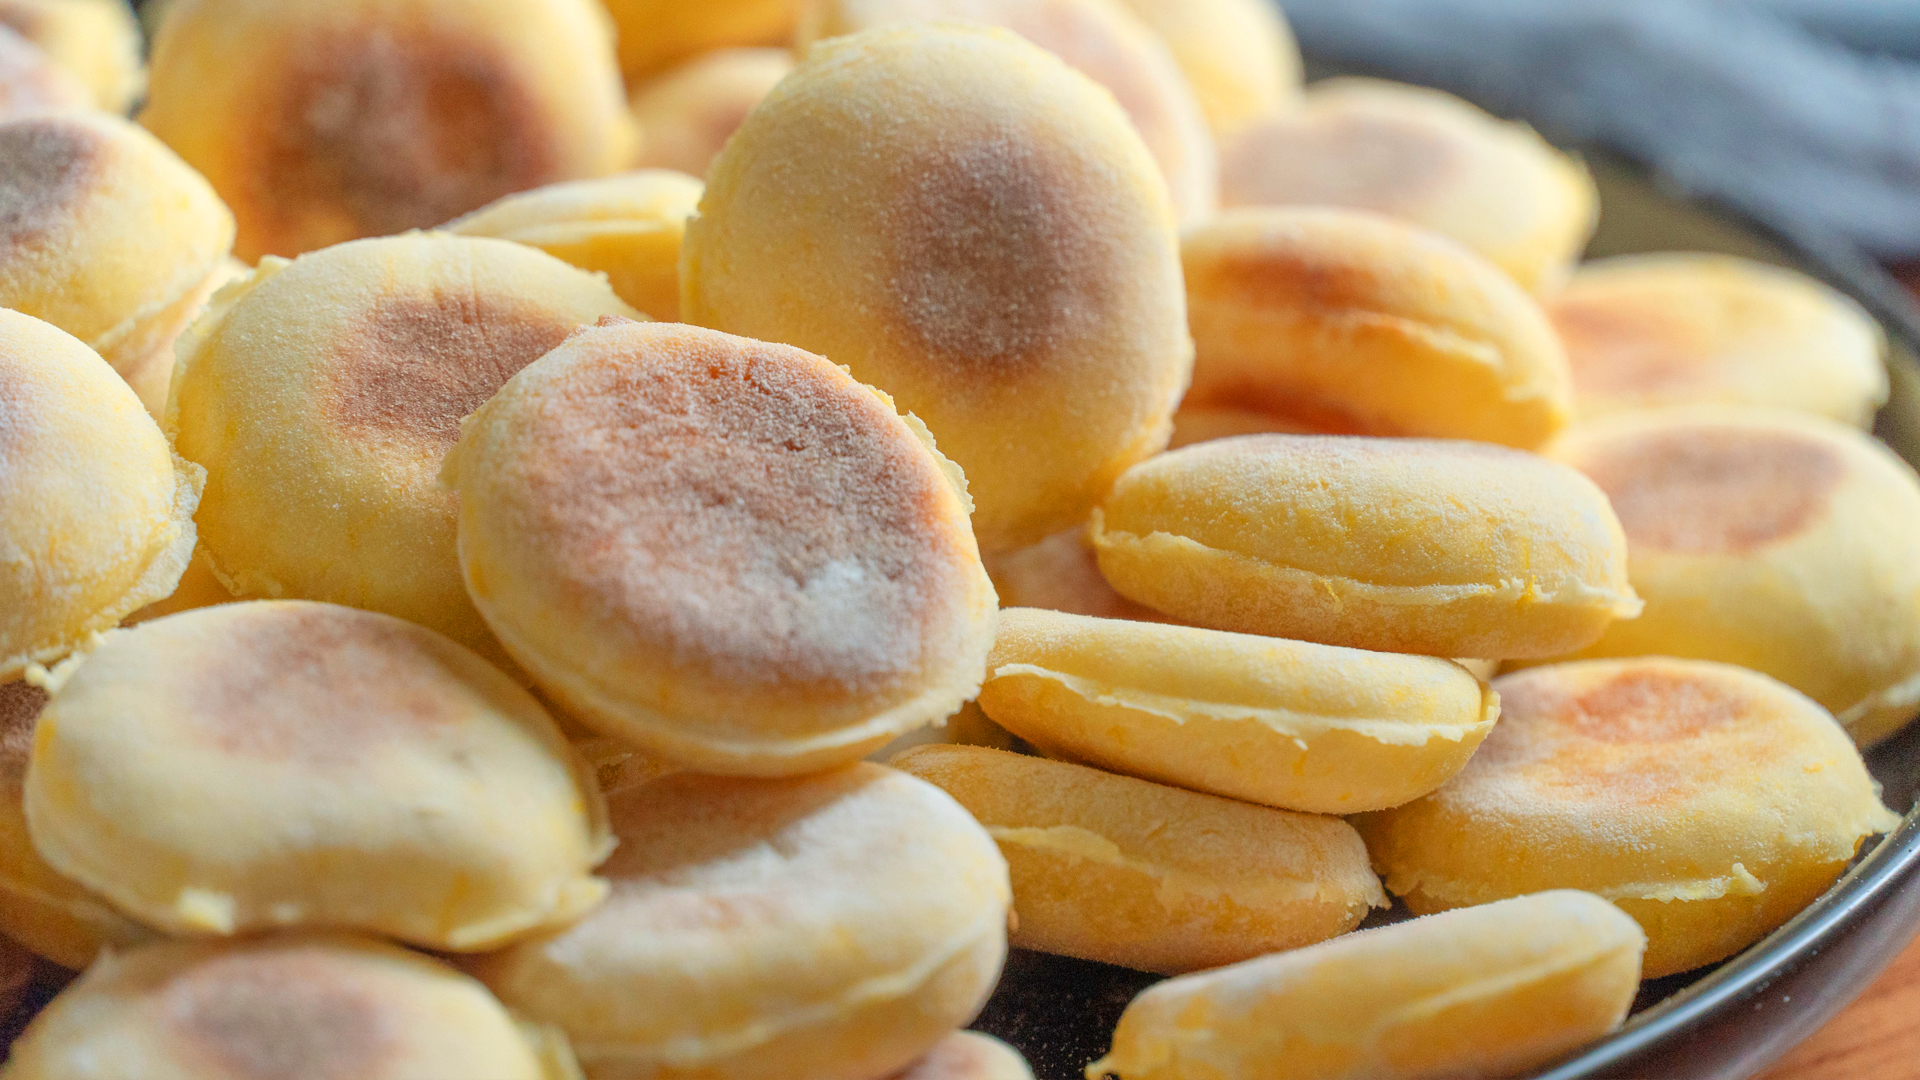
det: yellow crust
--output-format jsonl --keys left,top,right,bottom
{"left": 1183, "top": 207, "right": 1573, "bottom": 448}
{"left": 1091, "top": 891, "right": 1644, "bottom": 1080}
{"left": 446, "top": 170, "right": 704, "bottom": 321}
{"left": 1356, "top": 659, "right": 1900, "bottom": 977}
{"left": 1552, "top": 254, "right": 1889, "bottom": 426}
{"left": 0, "top": 310, "right": 202, "bottom": 680}
{"left": 0, "top": 110, "right": 234, "bottom": 413}
{"left": 444, "top": 320, "right": 998, "bottom": 777}
{"left": 603, "top": 0, "right": 795, "bottom": 80}
{"left": 471, "top": 765, "right": 1010, "bottom": 1080}
{"left": 627, "top": 48, "right": 792, "bottom": 179}
{"left": 1109, "top": 0, "right": 1302, "bottom": 133}
{"left": 979, "top": 608, "right": 1498, "bottom": 813}
{"left": 0, "top": 0, "right": 145, "bottom": 112}
{"left": 167, "top": 234, "right": 638, "bottom": 668}
{"left": 140, "top": 0, "right": 632, "bottom": 261}
{"left": 6, "top": 933, "right": 573, "bottom": 1080}
{"left": 1543, "top": 406, "right": 1920, "bottom": 747}
{"left": 798, "top": 0, "right": 1217, "bottom": 226}
{"left": 1091, "top": 435, "right": 1640, "bottom": 659}
{"left": 684, "top": 23, "right": 1191, "bottom": 551}
{"left": 25, "top": 602, "right": 612, "bottom": 952}
{"left": 0, "top": 678, "right": 150, "bottom": 970}
{"left": 894, "top": 744, "right": 1384, "bottom": 975}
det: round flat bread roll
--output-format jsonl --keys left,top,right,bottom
{"left": 0, "top": 110, "right": 234, "bottom": 415}
{"left": 5, "top": 933, "right": 579, "bottom": 1080}
{"left": 894, "top": 745, "right": 1385, "bottom": 974}
{"left": 0, "top": 678, "right": 148, "bottom": 969}
{"left": 1357, "top": 659, "right": 1901, "bottom": 977}
{"left": 601, "top": 0, "right": 795, "bottom": 80}
{"left": 25, "top": 601, "right": 611, "bottom": 951}
{"left": 1091, "top": 891, "right": 1645, "bottom": 1080}
{"left": 799, "top": 0, "right": 1217, "bottom": 226}
{"left": 1551, "top": 254, "right": 1888, "bottom": 427}
{"left": 979, "top": 609, "right": 1498, "bottom": 813}
{"left": 0, "top": 310, "right": 201, "bottom": 679}
{"left": 890, "top": 1032, "right": 1033, "bottom": 1080}
{"left": 627, "top": 48, "right": 793, "bottom": 179}
{"left": 682, "top": 23, "right": 1191, "bottom": 552}
{"left": 168, "top": 233, "right": 637, "bottom": 665}
{"left": 0, "top": 0, "right": 144, "bottom": 112}
{"left": 1219, "top": 78, "right": 1596, "bottom": 295}
{"left": 1109, "top": 0, "right": 1301, "bottom": 133}
{"left": 1546, "top": 406, "right": 1920, "bottom": 746}
{"left": 139, "top": 0, "right": 632, "bottom": 261}
{"left": 445, "top": 170, "right": 702, "bottom": 322}
{"left": 444, "top": 319, "right": 997, "bottom": 776}
{"left": 1091, "top": 435, "right": 1640, "bottom": 659}
{"left": 0, "top": 26, "right": 88, "bottom": 116}
{"left": 472, "top": 764, "right": 1010, "bottom": 1080}
{"left": 1183, "top": 207, "right": 1573, "bottom": 448}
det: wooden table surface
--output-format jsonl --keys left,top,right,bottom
{"left": 1755, "top": 935, "right": 1920, "bottom": 1080}
{"left": 1760, "top": 265, "right": 1920, "bottom": 1080}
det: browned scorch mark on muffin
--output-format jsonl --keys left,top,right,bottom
{"left": 184, "top": 605, "right": 469, "bottom": 765}
{"left": 1561, "top": 669, "right": 1746, "bottom": 744}
{"left": 1193, "top": 247, "right": 1380, "bottom": 314}
{"left": 326, "top": 289, "right": 580, "bottom": 449}
{"left": 518, "top": 327, "right": 968, "bottom": 696}
{"left": 884, "top": 132, "right": 1120, "bottom": 376}
{"left": 1579, "top": 427, "right": 1844, "bottom": 554}
{"left": 164, "top": 947, "right": 397, "bottom": 1080}
{"left": 1480, "top": 666, "right": 1782, "bottom": 810}
{"left": 1553, "top": 300, "right": 1707, "bottom": 396}
{"left": 0, "top": 679, "right": 46, "bottom": 782}
{"left": 248, "top": 27, "right": 560, "bottom": 254}
{"left": 1222, "top": 113, "right": 1461, "bottom": 213}
{"left": 0, "top": 115, "right": 101, "bottom": 251}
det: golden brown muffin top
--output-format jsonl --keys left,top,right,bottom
{"left": 883, "top": 131, "right": 1121, "bottom": 377}
{"left": 502, "top": 323, "right": 972, "bottom": 693}
{"left": 1479, "top": 664, "right": 1791, "bottom": 810}
{"left": 1552, "top": 299, "right": 1697, "bottom": 396}
{"left": 0, "top": 113, "right": 101, "bottom": 251}
{"left": 157, "top": 944, "right": 401, "bottom": 1080}
{"left": 1577, "top": 426, "right": 1844, "bottom": 555}
{"left": 325, "top": 290, "right": 580, "bottom": 451}
{"left": 131, "top": 605, "right": 478, "bottom": 768}
{"left": 250, "top": 29, "right": 559, "bottom": 251}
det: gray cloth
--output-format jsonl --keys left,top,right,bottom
{"left": 1282, "top": 0, "right": 1920, "bottom": 259}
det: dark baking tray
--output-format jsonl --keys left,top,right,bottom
{"left": 971, "top": 156, "right": 1920, "bottom": 1079}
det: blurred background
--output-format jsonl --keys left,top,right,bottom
{"left": 1280, "top": 0, "right": 1920, "bottom": 291}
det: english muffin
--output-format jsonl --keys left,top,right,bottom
{"left": 444, "top": 319, "right": 998, "bottom": 775}
{"left": 684, "top": 24, "right": 1191, "bottom": 551}
{"left": 1357, "top": 659, "right": 1901, "bottom": 977}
